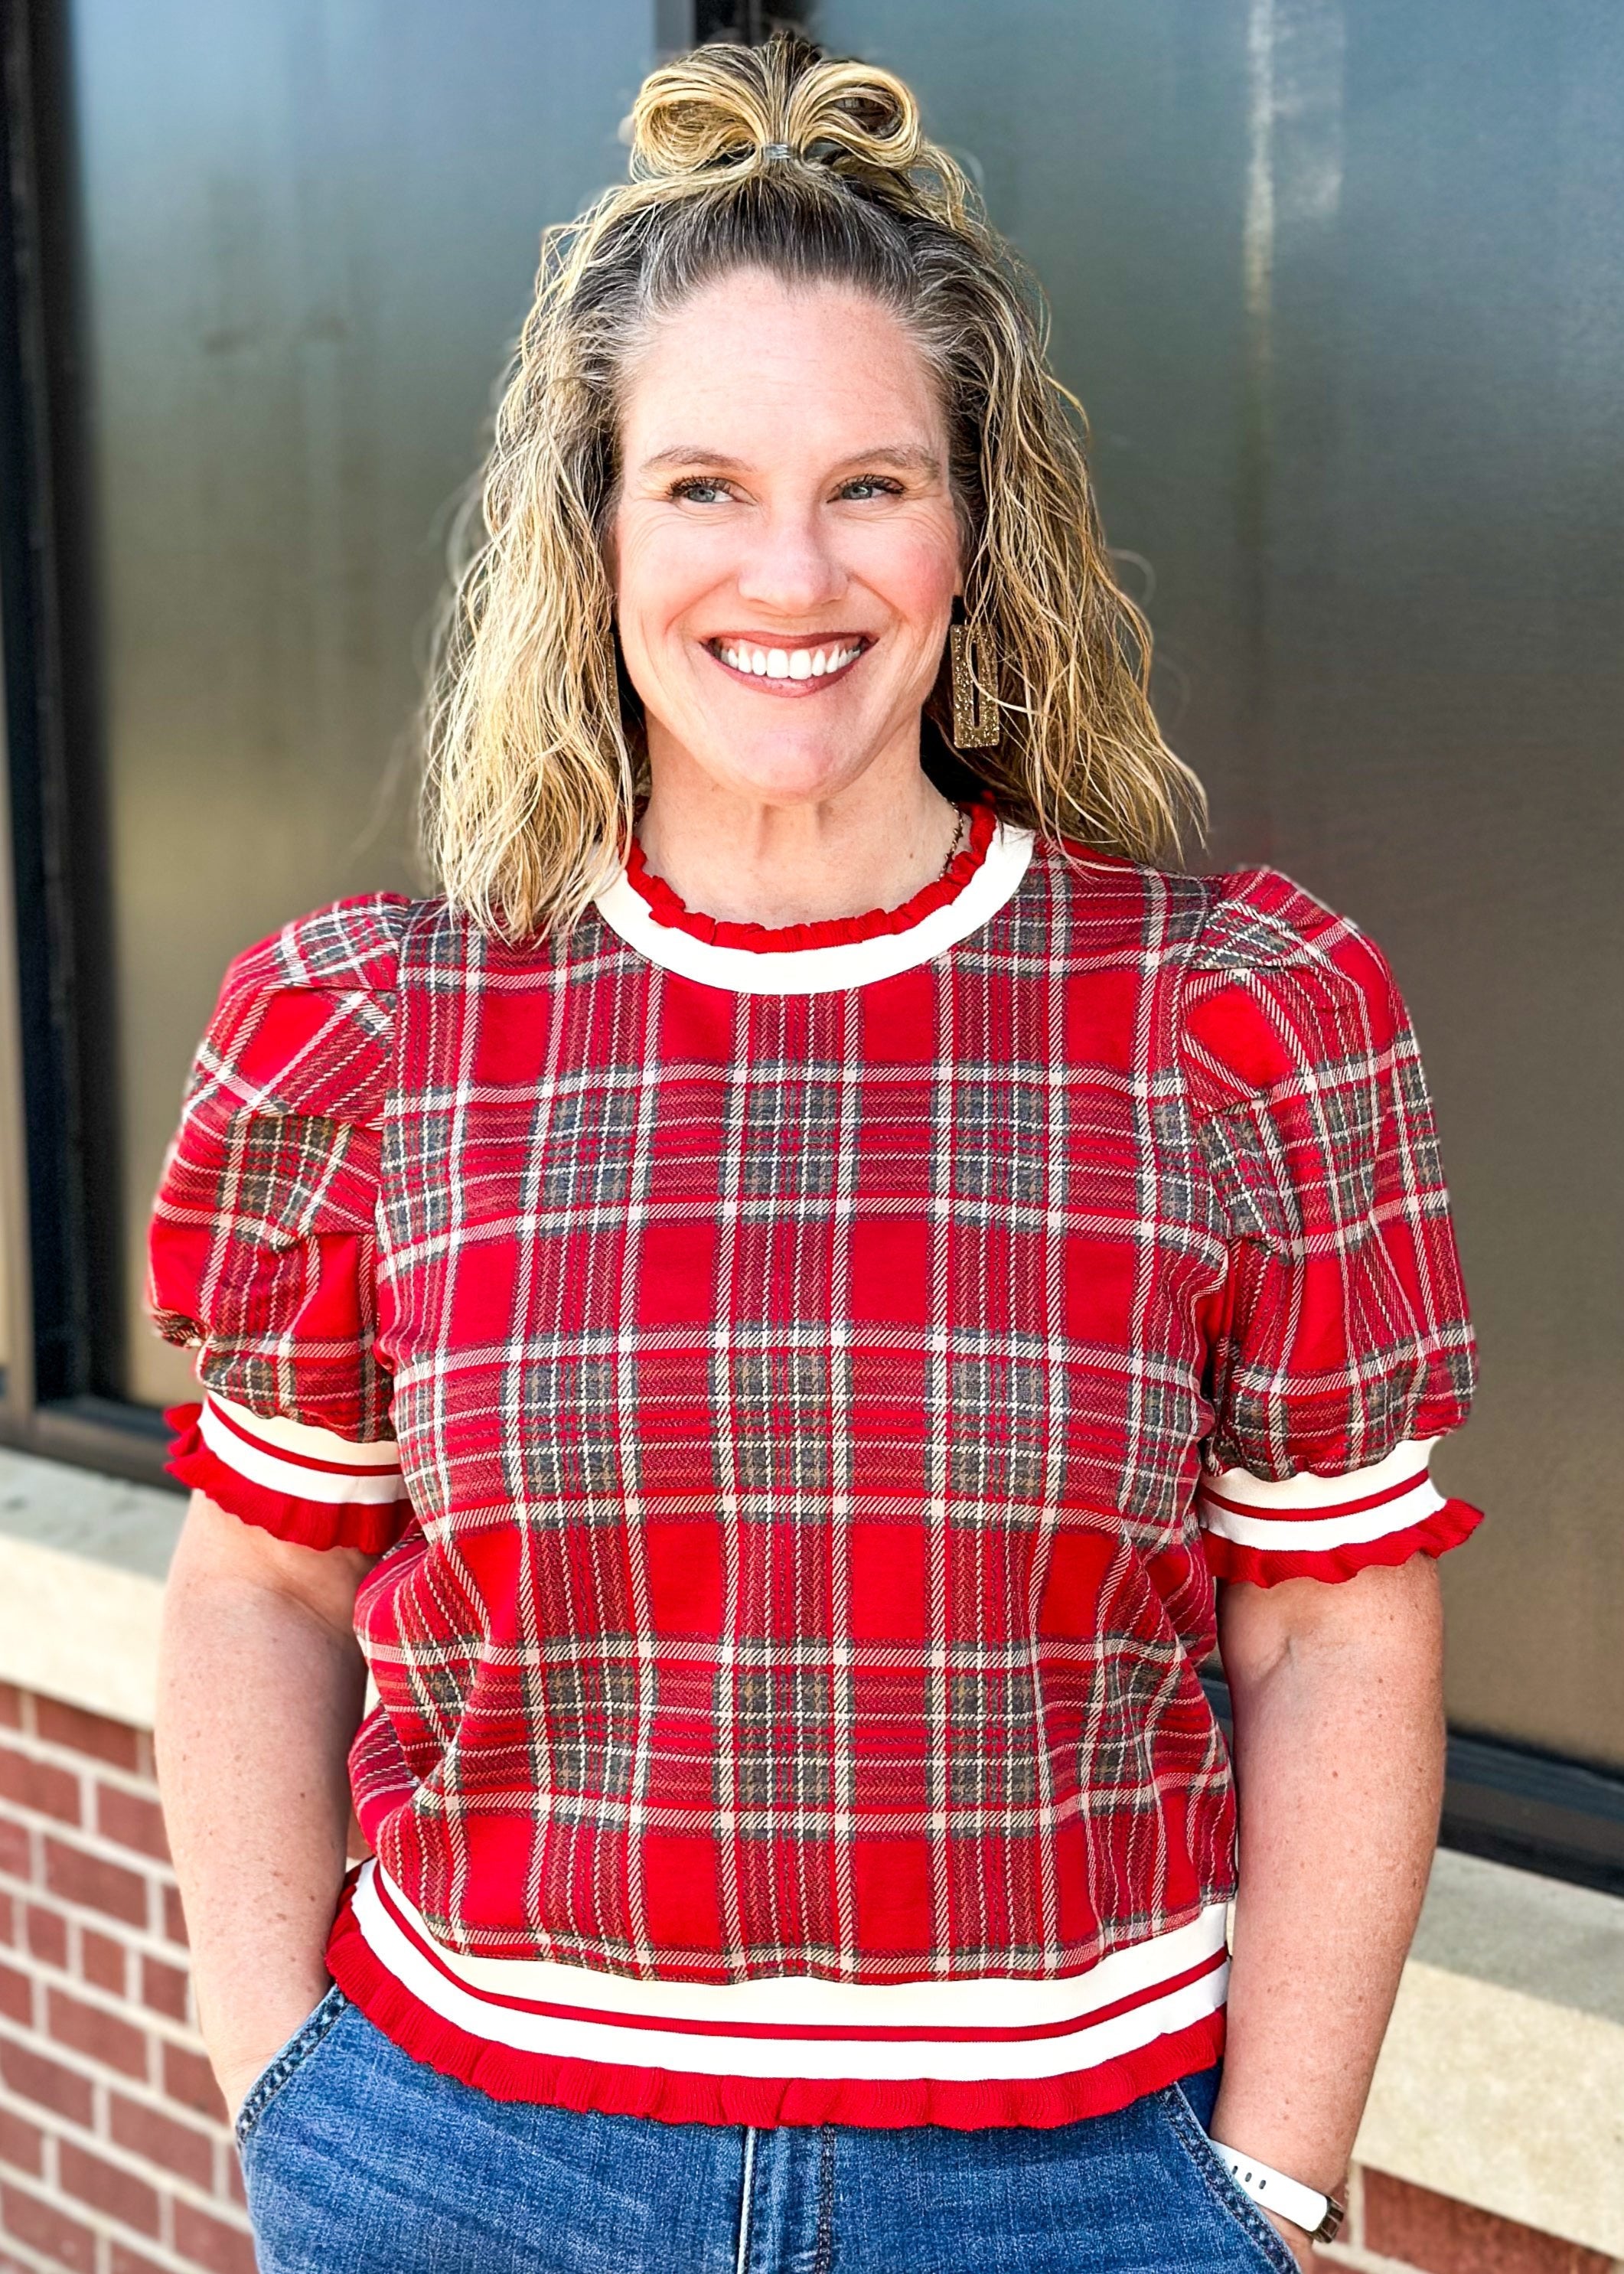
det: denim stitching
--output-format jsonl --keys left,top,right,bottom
{"left": 812, "top": 2126, "right": 836, "bottom": 2274}
{"left": 233, "top": 1985, "right": 349, "bottom": 2149}
{"left": 734, "top": 2125, "right": 757, "bottom": 2274}
{"left": 1163, "top": 2084, "right": 1303, "bottom": 2274}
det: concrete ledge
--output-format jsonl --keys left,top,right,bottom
{"left": 0, "top": 1444, "right": 181, "bottom": 1727}
{"left": 0, "top": 1452, "right": 1620, "bottom": 2256}
{"left": 1355, "top": 1845, "right": 1624, "bottom": 2258}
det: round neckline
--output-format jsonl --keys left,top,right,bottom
{"left": 593, "top": 811, "right": 1035, "bottom": 999}
{"left": 624, "top": 802, "right": 996, "bottom": 952}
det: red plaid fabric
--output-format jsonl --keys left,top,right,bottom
{"left": 148, "top": 814, "right": 1479, "bottom": 2127}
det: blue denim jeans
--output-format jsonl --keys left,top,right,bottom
{"left": 238, "top": 1988, "right": 1297, "bottom": 2273}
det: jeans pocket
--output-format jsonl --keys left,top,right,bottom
{"left": 234, "top": 1984, "right": 351, "bottom": 2151}
{"left": 1159, "top": 2083, "right": 1303, "bottom": 2274}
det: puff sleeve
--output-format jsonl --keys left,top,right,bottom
{"left": 1182, "top": 869, "right": 1482, "bottom": 1585}
{"left": 147, "top": 896, "right": 415, "bottom": 1554}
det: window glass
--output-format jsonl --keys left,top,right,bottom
{"left": 820, "top": 0, "right": 1624, "bottom": 1768}
{"left": 67, "top": 0, "right": 653, "bottom": 1407}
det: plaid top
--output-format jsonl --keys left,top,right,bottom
{"left": 148, "top": 811, "right": 1479, "bottom": 2128}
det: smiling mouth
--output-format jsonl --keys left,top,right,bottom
{"left": 706, "top": 636, "right": 869, "bottom": 689}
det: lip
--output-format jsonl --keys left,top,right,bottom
{"left": 703, "top": 633, "right": 872, "bottom": 694}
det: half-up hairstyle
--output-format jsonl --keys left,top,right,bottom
{"left": 425, "top": 33, "right": 1205, "bottom": 938}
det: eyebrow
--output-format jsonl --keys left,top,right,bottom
{"left": 638, "top": 443, "right": 944, "bottom": 478}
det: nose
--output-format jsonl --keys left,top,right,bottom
{"left": 733, "top": 504, "right": 846, "bottom": 618}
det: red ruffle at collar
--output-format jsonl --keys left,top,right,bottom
{"left": 624, "top": 802, "right": 997, "bottom": 953}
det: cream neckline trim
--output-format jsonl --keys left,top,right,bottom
{"left": 592, "top": 823, "right": 1035, "bottom": 997}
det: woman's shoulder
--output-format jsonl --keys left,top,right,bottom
{"left": 189, "top": 892, "right": 422, "bottom": 1129}
{"left": 1179, "top": 866, "right": 1414, "bottom": 1118}
{"left": 215, "top": 892, "right": 418, "bottom": 1005}
{"left": 1035, "top": 840, "right": 1393, "bottom": 983}
{"left": 1186, "top": 863, "right": 1392, "bottom": 986}
{"left": 1030, "top": 841, "right": 1411, "bottom": 1101}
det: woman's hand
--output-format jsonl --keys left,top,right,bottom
{"left": 1262, "top": 2208, "right": 1319, "bottom": 2271}
{"left": 155, "top": 1496, "right": 373, "bottom": 2121}
{"left": 211, "top": 1975, "right": 334, "bottom": 2122}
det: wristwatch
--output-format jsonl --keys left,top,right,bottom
{"left": 1211, "top": 2142, "right": 1348, "bottom": 2244}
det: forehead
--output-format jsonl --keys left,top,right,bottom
{"left": 621, "top": 270, "right": 944, "bottom": 460}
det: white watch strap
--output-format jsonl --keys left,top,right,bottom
{"left": 1211, "top": 2142, "right": 1342, "bottom": 2240}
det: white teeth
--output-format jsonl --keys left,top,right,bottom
{"left": 713, "top": 641, "right": 861, "bottom": 679}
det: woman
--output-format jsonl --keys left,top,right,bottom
{"left": 151, "top": 36, "right": 1479, "bottom": 2274}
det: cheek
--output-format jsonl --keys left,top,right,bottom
{"left": 858, "top": 522, "right": 960, "bottom": 643}
{"left": 613, "top": 514, "right": 733, "bottom": 659}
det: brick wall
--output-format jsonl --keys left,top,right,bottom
{"left": 0, "top": 1678, "right": 1616, "bottom": 2274}
{"left": 1323, "top": 2170, "right": 1623, "bottom": 2274}
{"left": 0, "top": 1683, "right": 251, "bottom": 2274}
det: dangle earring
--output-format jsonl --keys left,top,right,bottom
{"left": 949, "top": 618, "right": 1000, "bottom": 748}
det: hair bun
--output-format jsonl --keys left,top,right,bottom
{"left": 629, "top": 36, "right": 925, "bottom": 188}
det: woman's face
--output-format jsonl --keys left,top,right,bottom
{"left": 611, "top": 269, "right": 961, "bottom": 811}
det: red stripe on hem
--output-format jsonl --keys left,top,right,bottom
{"left": 367, "top": 1868, "right": 1226, "bottom": 2047}
{"left": 625, "top": 804, "right": 996, "bottom": 951}
{"left": 1197, "top": 1464, "right": 1430, "bottom": 1522}
{"left": 164, "top": 1405, "right": 409, "bottom": 1554}
{"left": 324, "top": 1889, "right": 1228, "bottom": 2131}
{"left": 1202, "top": 1496, "right": 1482, "bottom": 1588}
{"left": 203, "top": 1394, "right": 400, "bottom": 1480}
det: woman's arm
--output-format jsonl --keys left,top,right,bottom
{"left": 1211, "top": 1557, "right": 1446, "bottom": 2268}
{"left": 155, "top": 1493, "right": 372, "bottom": 2117}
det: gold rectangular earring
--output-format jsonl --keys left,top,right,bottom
{"left": 950, "top": 622, "right": 1000, "bottom": 748}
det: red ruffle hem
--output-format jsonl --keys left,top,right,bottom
{"left": 323, "top": 1887, "right": 1227, "bottom": 2132}
{"left": 161, "top": 1404, "right": 406, "bottom": 1555}
{"left": 1202, "top": 1496, "right": 1483, "bottom": 1587}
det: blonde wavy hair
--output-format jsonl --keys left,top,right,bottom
{"left": 425, "top": 33, "right": 1205, "bottom": 938}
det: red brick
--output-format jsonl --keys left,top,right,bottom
{"left": 34, "top": 1697, "right": 140, "bottom": 1770}
{"left": 59, "top": 2139, "right": 161, "bottom": 2236}
{"left": 81, "top": 1925, "right": 129, "bottom": 1995}
{"left": 0, "top": 2104, "right": 44, "bottom": 2174}
{"left": 47, "top": 1983, "right": 150, "bottom": 2078}
{"left": 112, "top": 2248, "right": 177, "bottom": 2274}
{"left": 163, "top": 1881, "right": 190, "bottom": 1947}
{"left": 0, "top": 1741, "right": 82, "bottom": 1824}
{"left": 44, "top": 1835, "right": 148, "bottom": 1926}
{"left": 24, "top": 1901, "right": 67, "bottom": 1968}
{"left": 163, "top": 2037, "right": 227, "bottom": 2119}
{"left": 96, "top": 1783, "right": 170, "bottom": 1863}
{"left": 226, "top": 2145, "right": 247, "bottom": 2204}
{"left": 0, "top": 2178, "right": 98, "bottom": 2271}
{"left": 172, "top": 2199, "right": 257, "bottom": 2274}
{"left": 110, "top": 2090, "right": 216, "bottom": 2188}
{"left": 141, "top": 1951, "right": 190, "bottom": 2021}
{"left": 0, "top": 1684, "right": 21, "bottom": 1729}
{"left": 1363, "top": 2171, "right": 1614, "bottom": 2274}
{"left": 0, "top": 2028, "right": 95, "bottom": 2123}
{"left": 0, "top": 1890, "right": 13, "bottom": 1945}
{"left": 0, "top": 1814, "right": 30, "bottom": 1881}
{"left": 0, "top": 1958, "right": 31, "bottom": 2026}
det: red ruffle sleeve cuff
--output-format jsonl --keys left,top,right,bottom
{"left": 164, "top": 1396, "right": 412, "bottom": 1555}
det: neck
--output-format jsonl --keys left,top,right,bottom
{"left": 637, "top": 731, "right": 962, "bottom": 928}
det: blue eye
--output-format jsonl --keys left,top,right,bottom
{"left": 839, "top": 476, "right": 905, "bottom": 501}
{"left": 670, "top": 478, "right": 731, "bottom": 504}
